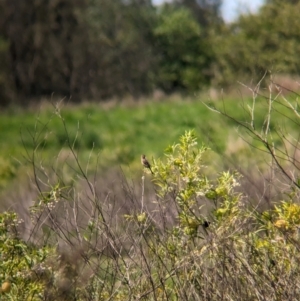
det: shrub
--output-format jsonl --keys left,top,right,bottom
{"left": 2, "top": 117, "right": 300, "bottom": 300}
{"left": 0, "top": 212, "right": 55, "bottom": 300}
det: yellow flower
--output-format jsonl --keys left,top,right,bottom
{"left": 274, "top": 219, "right": 288, "bottom": 229}
{"left": 137, "top": 212, "right": 146, "bottom": 223}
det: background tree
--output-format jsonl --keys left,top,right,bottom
{"left": 2, "top": 0, "right": 300, "bottom": 104}
{"left": 0, "top": 0, "right": 158, "bottom": 103}
{"left": 84, "top": 0, "right": 157, "bottom": 99}
{"left": 213, "top": 1, "right": 300, "bottom": 86}
{"left": 153, "top": 4, "right": 214, "bottom": 92}
{"left": 0, "top": 0, "right": 87, "bottom": 104}
{"left": 175, "top": 0, "right": 222, "bottom": 26}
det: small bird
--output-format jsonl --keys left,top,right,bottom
{"left": 141, "top": 155, "right": 153, "bottom": 174}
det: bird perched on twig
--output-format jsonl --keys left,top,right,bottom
{"left": 141, "top": 155, "right": 153, "bottom": 174}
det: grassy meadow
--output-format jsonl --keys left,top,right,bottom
{"left": 1, "top": 96, "right": 228, "bottom": 194}
{"left": 1, "top": 91, "right": 298, "bottom": 198}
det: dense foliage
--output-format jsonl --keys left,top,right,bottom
{"left": 1, "top": 0, "right": 300, "bottom": 105}
{"left": 213, "top": 0, "right": 300, "bottom": 85}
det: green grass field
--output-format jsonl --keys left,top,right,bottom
{"left": 0, "top": 93, "right": 299, "bottom": 195}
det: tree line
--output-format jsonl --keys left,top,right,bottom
{"left": 0, "top": 0, "right": 300, "bottom": 105}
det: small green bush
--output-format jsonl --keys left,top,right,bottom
{"left": 0, "top": 212, "right": 55, "bottom": 300}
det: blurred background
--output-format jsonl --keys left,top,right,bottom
{"left": 1, "top": 0, "right": 299, "bottom": 106}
